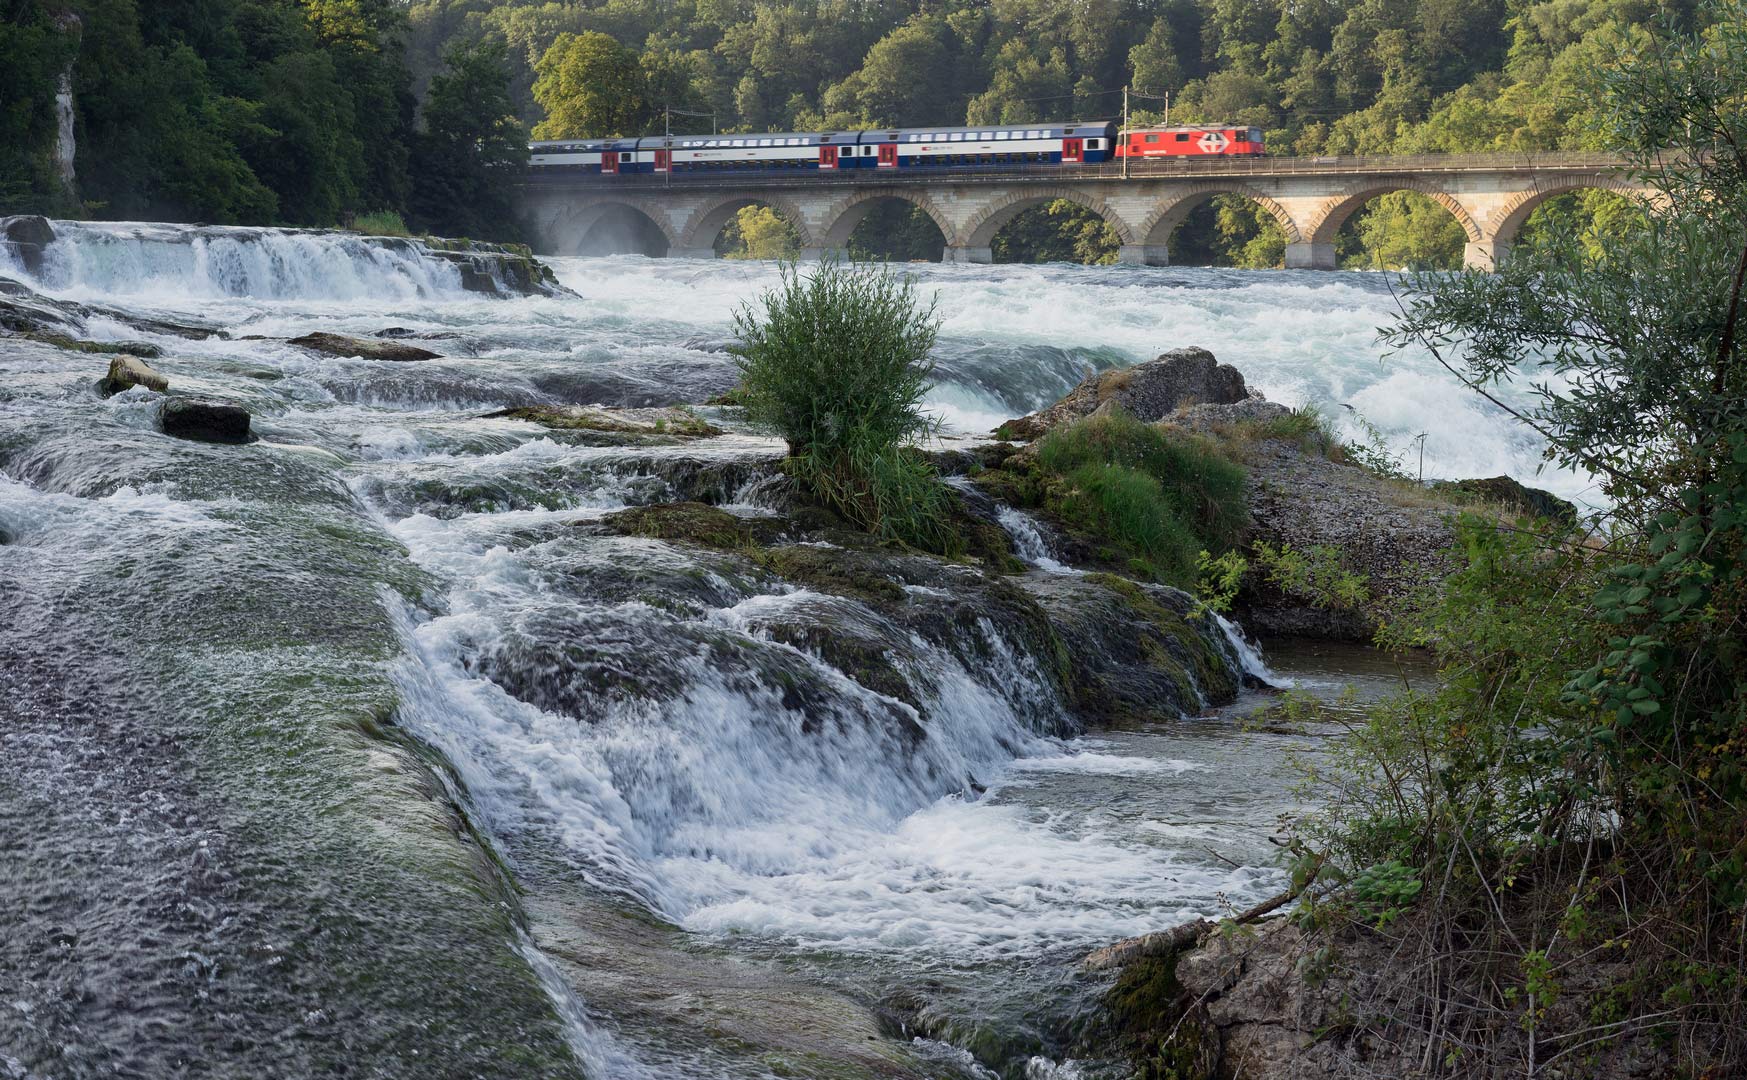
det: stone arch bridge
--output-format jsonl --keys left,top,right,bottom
{"left": 518, "top": 153, "right": 1644, "bottom": 270}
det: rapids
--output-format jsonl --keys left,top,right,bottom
{"left": 3, "top": 223, "right": 1471, "bottom": 1078}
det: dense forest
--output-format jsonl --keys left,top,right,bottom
{"left": 0, "top": 0, "right": 1693, "bottom": 262}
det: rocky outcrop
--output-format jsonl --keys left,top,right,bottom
{"left": 161, "top": 399, "right": 251, "bottom": 444}
{"left": 289, "top": 331, "right": 442, "bottom": 362}
{"left": 1432, "top": 474, "right": 1578, "bottom": 526}
{"left": 99, "top": 355, "right": 168, "bottom": 396}
{"left": 1236, "top": 436, "right": 1455, "bottom": 641}
{"left": 997, "top": 347, "right": 1251, "bottom": 439}
{"left": 418, "top": 237, "right": 572, "bottom": 298}
{"left": 589, "top": 497, "right": 1241, "bottom": 728}
{"left": 1020, "top": 572, "right": 1238, "bottom": 722}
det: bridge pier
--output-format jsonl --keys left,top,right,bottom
{"left": 1283, "top": 241, "right": 1338, "bottom": 270}
{"left": 1463, "top": 237, "right": 1507, "bottom": 271}
{"left": 1117, "top": 244, "right": 1169, "bottom": 266}
{"left": 942, "top": 245, "right": 993, "bottom": 264}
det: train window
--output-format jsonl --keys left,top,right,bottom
{"left": 1250, "top": 128, "right": 1263, "bottom": 143}
{"left": 1145, "top": 133, "right": 1160, "bottom": 143}
{"left": 1174, "top": 133, "right": 1189, "bottom": 142}
{"left": 979, "top": 132, "right": 992, "bottom": 140}
{"left": 620, "top": 152, "right": 632, "bottom": 162}
{"left": 1085, "top": 139, "right": 1100, "bottom": 150}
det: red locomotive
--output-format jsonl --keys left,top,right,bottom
{"left": 1116, "top": 125, "right": 1265, "bottom": 158}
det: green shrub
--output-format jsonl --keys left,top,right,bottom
{"left": 351, "top": 209, "right": 411, "bottom": 236}
{"left": 731, "top": 259, "right": 957, "bottom": 552}
{"left": 1031, "top": 408, "right": 1248, "bottom": 587}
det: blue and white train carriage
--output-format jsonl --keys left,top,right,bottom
{"left": 527, "top": 121, "right": 1117, "bottom": 177}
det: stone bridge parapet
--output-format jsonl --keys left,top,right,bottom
{"left": 516, "top": 153, "right": 1645, "bottom": 270}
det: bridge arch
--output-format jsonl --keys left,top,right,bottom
{"left": 547, "top": 199, "right": 677, "bottom": 257}
{"left": 1139, "top": 183, "right": 1304, "bottom": 255}
{"left": 816, "top": 188, "right": 954, "bottom": 252}
{"left": 677, "top": 192, "right": 817, "bottom": 254}
{"left": 960, "top": 186, "right": 1137, "bottom": 252}
{"left": 1486, "top": 175, "right": 1646, "bottom": 249}
{"left": 1305, "top": 178, "right": 1480, "bottom": 245}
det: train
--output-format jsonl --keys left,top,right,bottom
{"left": 527, "top": 121, "right": 1263, "bottom": 177}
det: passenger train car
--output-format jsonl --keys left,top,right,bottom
{"left": 528, "top": 121, "right": 1261, "bottom": 177}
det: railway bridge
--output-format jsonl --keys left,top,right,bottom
{"left": 518, "top": 152, "right": 1644, "bottom": 270}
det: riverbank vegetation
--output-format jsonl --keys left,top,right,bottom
{"left": 1264, "top": 6, "right": 1747, "bottom": 1074}
{"left": 0, "top": 0, "right": 1706, "bottom": 264}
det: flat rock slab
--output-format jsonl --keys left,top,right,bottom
{"left": 161, "top": 399, "right": 251, "bottom": 444}
{"left": 288, "top": 332, "right": 441, "bottom": 362}
{"left": 489, "top": 405, "right": 721, "bottom": 439}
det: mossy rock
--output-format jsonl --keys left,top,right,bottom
{"left": 1104, "top": 955, "right": 1222, "bottom": 1080}
{"left": 28, "top": 331, "right": 163, "bottom": 358}
{"left": 751, "top": 544, "right": 909, "bottom": 606}
{"left": 601, "top": 502, "right": 767, "bottom": 549}
{"left": 488, "top": 405, "right": 721, "bottom": 440}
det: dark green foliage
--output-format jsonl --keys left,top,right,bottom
{"left": 410, "top": 40, "right": 527, "bottom": 240}
{"left": 1297, "top": 6, "right": 1747, "bottom": 1070}
{"left": 991, "top": 200, "right": 1120, "bottom": 265}
{"left": 0, "top": 0, "right": 517, "bottom": 233}
{"left": 847, "top": 201, "right": 946, "bottom": 263}
{"left": 732, "top": 259, "right": 959, "bottom": 553}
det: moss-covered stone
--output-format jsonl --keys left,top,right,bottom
{"left": 1104, "top": 955, "right": 1222, "bottom": 1080}
{"left": 751, "top": 544, "right": 909, "bottom": 606}
{"left": 602, "top": 502, "right": 762, "bottom": 549}
{"left": 28, "top": 331, "right": 163, "bottom": 358}
{"left": 489, "top": 404, "right": 721, "bottom": 441}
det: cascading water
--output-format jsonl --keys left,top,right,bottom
{"left": 1, "top": 228, "right": 1488, "bottom": 1078}
{"left": 4, "top": 219, "right": 471, "bottom": 301}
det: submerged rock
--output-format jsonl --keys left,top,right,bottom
{"left": 998, "top": 346, "right": 1250, "bottom": 439}
{"left": 161, "top": 399, "right": 251, "bottom": 444}
{"left": 289, "top": 331, "right": 441, "bottom": 362}
{"left": 99, "top": 355, "right": 168, "bottom": 396}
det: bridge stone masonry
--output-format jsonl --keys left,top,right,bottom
{"left": 517, "top": 153, "right": 1646, "bottom": 270}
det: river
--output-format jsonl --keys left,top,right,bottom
{"left": 2, "top": 223, "right": 1477, "bottom": 1079}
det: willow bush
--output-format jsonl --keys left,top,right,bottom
{"left": 731, "top": 259, "right": 957, "bottom": 552}
{"left": 1294, "top": 5, "right": 1747, "bottom": 1073}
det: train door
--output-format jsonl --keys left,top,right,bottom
{"left": 653, "top": 148, "right": 670, "bottom": 173}
{"left": 600, "top": 147, "right": 618, "bottom": 175}
{"left": 877, "top": 143, "right": 897, "bottom": 168}
{"left": 819, "top": 145, "right": 837, "bottom": 169}
{"left": 1061, "top": 137, "right": 1083, "bottom": 164}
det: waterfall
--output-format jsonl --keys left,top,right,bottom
{"left": 6, "top": 220, "right": 475, "bottom": 301}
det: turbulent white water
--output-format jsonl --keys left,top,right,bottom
{"left": 0, "top": 224, "right": 1532, "bottom": 1075}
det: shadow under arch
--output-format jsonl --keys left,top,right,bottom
{"left": 816, "top": 188, "right": 954, "bottom": 255}
{"left": 557, "top": 201, "right": 675, "bottom": 257}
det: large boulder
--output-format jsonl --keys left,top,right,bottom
{"left": 161, "top": 399, "right": 251, "bottom": 444}
{"left": 288, "top": 331, "right": 441, "bottom": 362}
{"left": 998, "top": 347, "right": 1251, "bottom": 439}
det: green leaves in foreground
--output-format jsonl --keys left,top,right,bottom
{"left": 731, "top": 259, "right": 958, "bottom": 553}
